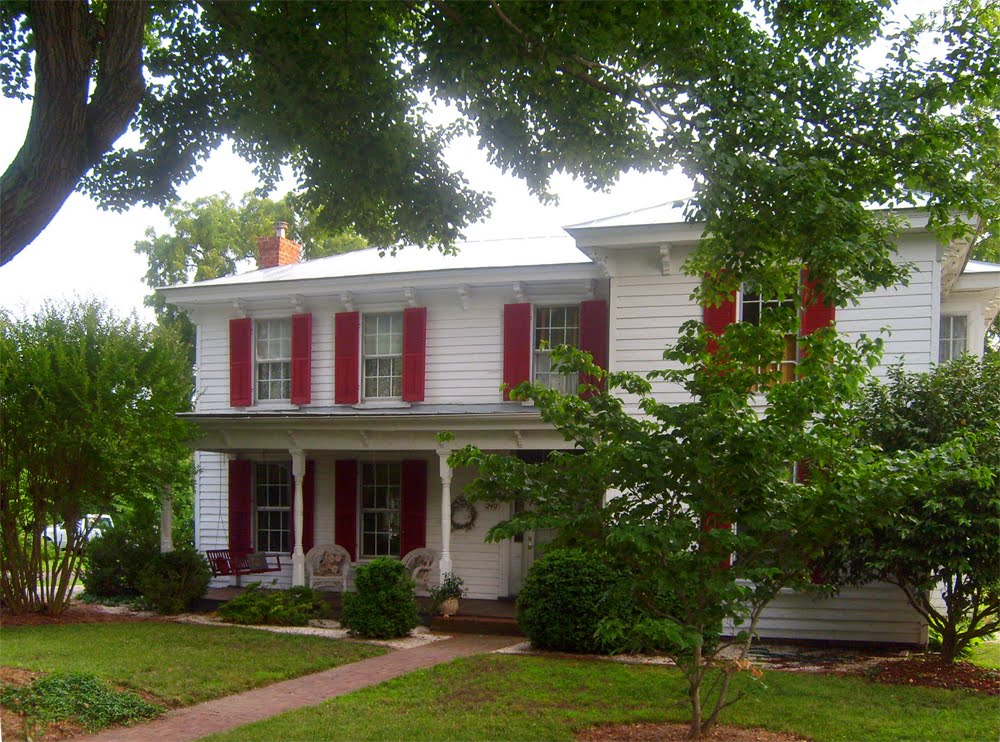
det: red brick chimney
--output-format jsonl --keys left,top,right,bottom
{"left": 257, "top": 221, "right": 302, "bottom": 269}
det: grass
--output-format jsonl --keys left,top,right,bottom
{"left": 0, "top": 622, "right": 385, "bottom": 706}
{"left": 969, "top": 641, "right": 1000, "bottom": 669}
{"left": 206, "top": 654, "right": 999, "bottom": 742}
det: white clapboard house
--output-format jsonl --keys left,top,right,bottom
{"left": 160, "top": 203, "right": 1000, "bottom": 646}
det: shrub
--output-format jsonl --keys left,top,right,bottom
{"left": 218, "top": 585, "right": 332, "bottom": 626}
{"left": 137, "top": 548, "right": 211, "bottom": 614}
{"left": 81, "top": 524, "right": 160, "bottom": 598}
{"left": 340, "top": 557, "right": 419, "bottom": 638}
{"left": 0, "top": 672, "right": 161, "bottom": 736}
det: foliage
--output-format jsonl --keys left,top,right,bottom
{"left": 0, "top": 672, "right": 161, "bottom": 736}
{"left": 2, "top": 2, "right": 996, "bottom": 275}
{"left": 81, "top": 522, "right": 160, "bottom": 598}
{"left": 0, "top": 300, "right": 194, "bottom": 616}
{"left": 217, "top": 584, "right": 331, "bottom": 626}
{"left": 429, "top": 572, "right": 466, "bottom": 608}
{"left": 203, "top": 655, "right": 999, "bottom": 742}
{"left": 136, "top": 547, "right": 211, "bottom": 614}
{"left": 1, "top": 622, "right": 385, "bottom": 706}
{"left": 340, "top": 558, "right": 419, "bottom": 639}
{"left": 822, "top": 356, "right": 1000, "bottom": 663}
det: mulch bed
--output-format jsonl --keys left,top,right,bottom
{"left": 0, "top": 602, "right": 161, "bottom": 627}
{"left": 578, "top": 722, "right": 807, "bottom": 741}
{"left": 862, "top": 655, "right": 1000, "bottom": 695}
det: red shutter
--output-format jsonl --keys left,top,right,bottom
{"left": 800, "top": 270, "right": 836, "bottom": 335}
{"left": 503, "top": 303, "right": 532, "bottom": 400}
{"left": 290, "top": 313, "right": 312, "bottom": 405}
{"left": 400, "top": 459, "right": 428, "bottom": 556}
{"left": 229, "top": 318, "right": 253, "bottom": 407}
{"left": 334, "top": 459, "right": 358, "bottom": 560}
{"left": 291, "top": 460, "right": 316, "bottom": 555}
{"left": 402, "top": 307, "right": 427, "bottom": 402}
{"left": 335, "top": 312, "right": 360, "bottom": 404}
{"left": 228, "top": 460, "right": 253, "bottom": 553}
{"left": 702, "top": 276, "right": 737, "bottom": 355}
{"left": 579, "top": 299, "right": 609, "bottom": 394}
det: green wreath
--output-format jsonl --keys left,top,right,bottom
{"left": 450, "top": 496, "right": 477, "bottom": 531}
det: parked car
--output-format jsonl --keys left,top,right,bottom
{"left": 42, "top": 514, "right": 114, "bottom": 548}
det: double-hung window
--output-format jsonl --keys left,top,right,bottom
{"left": 255, "top": 463, "right": 290, "bottom": 553}
{"left": 363, "top": 313, "right": 403, "bottom": 399}
{"left": 534, "top": 306, "right": 580, "bottom": 393}
{"left": 739, "top": 289, "right": 797, "bottom": 383}
{"left": 360, "top": 462, "right": 401, "bottom": 558}
{"left": 256, "top": 318, "right": 292, "bottom": 400}
{"left": 939, "top": 315, "right": 967, "bottom": 362}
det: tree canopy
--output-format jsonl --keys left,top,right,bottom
{"left": 2, "top": 0, "right": 997, "bottom": 288}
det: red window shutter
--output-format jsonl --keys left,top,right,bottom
{"left": 228, "top": 460, "right": 253, "bottom": 553}
{"left": 334, "top": 312, "right": 360, "bottom": 404}
{"left": 702, "top": 276, "right": 737, "bottom": 355}
{"left": 400, "top": 459, "right": 428, "bottom": 556}
{"left": 334, "top": 459, "right": 358, "bottom": 560}
{"left": 229, "top": 318, "right": 253, "bottom": 407}
{"left": 290, "top": 460, "right": 316, "bottom": 555}
{"left": 800, "top": 270, "right": 836, "bottom": 335}
{"left": 402, "top": 307, "right": 427, "bottom": 402}
{"left": 579, "top": 299, "right": 609, "bottom": 394}
{"left": 290, "top": 313, "right": 313, "bottom": 405}
{"left": 503, "top": 303, "right": 532, "bottom": 400}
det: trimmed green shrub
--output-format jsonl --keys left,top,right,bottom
{"left": 340, "top": 557, "right": 419, "bottom": 638}
{"left": 218, "top": 585, "right": 332, "bottom": 626}
{"left": 136, "top": 548, "right": 211, "bottom": 614}
{"left": 0, "top": 672, "right": 161, "bottom": 736}
{"left": 81, "top": 524, "right": 160, "bottom": 598}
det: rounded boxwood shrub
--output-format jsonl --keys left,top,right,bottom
{"left": 340, "top": 557, "right": 419, "bottom": 638}
{"left": 136, "top": 548, "right": 211, "bottom": 614}
{"left": 81, "top": 525, "right": 159, "bottom": 598}
{"left": 218, "top": 585, "right": 331, "bottom": 626}
{"left": 516, "top": 548, "right": 635, "bottom": 654}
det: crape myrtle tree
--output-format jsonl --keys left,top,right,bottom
{"left": 0, "top": 300, "right": 194, "bottom": 615}
{"left": 821, "top": 356, "right": 1000, "bottom": 663}
{"left": 2, "top": 1, "right": 997, "bottom": 279}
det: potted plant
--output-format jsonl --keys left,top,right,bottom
{"left": 430, "top": 572, "right": 466, "bottom": 617}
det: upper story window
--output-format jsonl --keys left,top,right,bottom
{"left": 739, "top": 289, "right": 797, "bottom": 383}
{"left": 255, "top": 462, "right": 290, "bottom": 553}
{"left": 360, "top": 462, "right": 401, "bottom": 558}
{"left": 939, "top": 315, "right": 968, "bottom": 362}
{"left": 256, "top": 319, "right": 292, "bottom": 400}
{"left": 363, "top": 313, "right": 404, "bottom": 399}
{"left": 534, "top": 305, "right": 580, "bottom": 393}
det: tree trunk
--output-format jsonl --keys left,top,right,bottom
{"left": 0, "top": 0, "right": 147, "bottom": 265}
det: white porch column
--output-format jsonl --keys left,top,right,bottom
{"left": 291, "top": 449, "right": 306, "bottom": 587}
{"left": 438, "top": 452, "right": 453, "bottom": 581}
{"left": 159, "top": 484, "right": 174, "bottom": 553}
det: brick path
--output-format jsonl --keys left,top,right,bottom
{"left": 84, "top": 634, "right": 519, "bottom": 742}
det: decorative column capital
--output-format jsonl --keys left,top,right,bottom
{"left": 290, "top": 448, "right": 306, "bottom": 478}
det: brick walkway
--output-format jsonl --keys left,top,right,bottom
{"left": 84, "top": 634, "right": 519, "bottom": 742}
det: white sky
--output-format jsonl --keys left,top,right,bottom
{"left": 0, "top": 0, "right": 942, "bottom": 322}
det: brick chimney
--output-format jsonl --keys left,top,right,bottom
{"left": 257, "top": 221, "right": 302, "bottom": 269}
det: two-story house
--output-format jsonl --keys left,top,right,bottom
{"left": 160, "top": 204, "right": 1000, "bottom": 647}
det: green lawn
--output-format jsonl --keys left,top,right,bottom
{"left": 0, "top": 622, "right": 385, "bottom": 706}
{"left": 970, "top": 641, "right": 1000, "bottom": 669}
{"left": 207, "top": 654, "right": 999, "bottom": 742}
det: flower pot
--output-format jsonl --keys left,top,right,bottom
{"left": 439, "top": 597, "right": 460, "bottom": 617}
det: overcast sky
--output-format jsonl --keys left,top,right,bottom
{"left": 0, "top": 0, "right": 941, "bottom": 322}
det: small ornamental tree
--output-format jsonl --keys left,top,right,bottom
{"left": 0, "top": 301, "right": 194, "bottom": 615}
{"left": 451, "top": 296, "right": 963, "bottom": 738}
{"left": 822, "top": 356, "right": 1000, "bottom": 662}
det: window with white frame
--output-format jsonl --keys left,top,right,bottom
{"left": 360, "top": 462, "right": 401, "bottom": 558}
{"left": 255, "top": 463, "right": 290, "bottom": 553}
{"left": 363, "top": 313, "right": 403, "bottom": 399}
{"left": 534, "top": 305, "right": 580, "bottom": 393}
{"left": 939, "top": 315, "right": 968, "bottom": 362}
{"left": 256, "top": 318, "right": 292, "bottom": 400}
{"left": 739, "top": 288, "right": 797, "bottom": 383}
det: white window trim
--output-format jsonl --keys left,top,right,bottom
{"left": 361, "top": 312, "right": 404, "bottom": 401}
{"left": 254, "top": 461, "right": 291, "bottom": 554}
{"left": 938, "top": 313, "right": 970, "bottom": 363}
{"left": 254, "top": 317, "right": 292, "bottom": 403}
{"left": 357, "top": 461, "right": 403, "bottom": 560}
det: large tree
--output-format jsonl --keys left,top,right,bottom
{"left": 0, "top": 300, "right": 194, "bottom": 615}
{"left": 2, "top": 0, "right": 997, "bottom": 285}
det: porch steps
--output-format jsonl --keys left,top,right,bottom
{"left": 431, "top": 614, "right": 523, "bottom": 637}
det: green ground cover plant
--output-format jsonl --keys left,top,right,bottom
{"left": 218, "top": 585, "right": 331, "bottom": 626}
{"left": 0, "top": 672, "right": 161, "bottom": 737}
{"left": 0, "top": 622, "right": 384, "bottom": 706}
{"left": 205, "top": 655, "right": 998, "bottom": 742}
